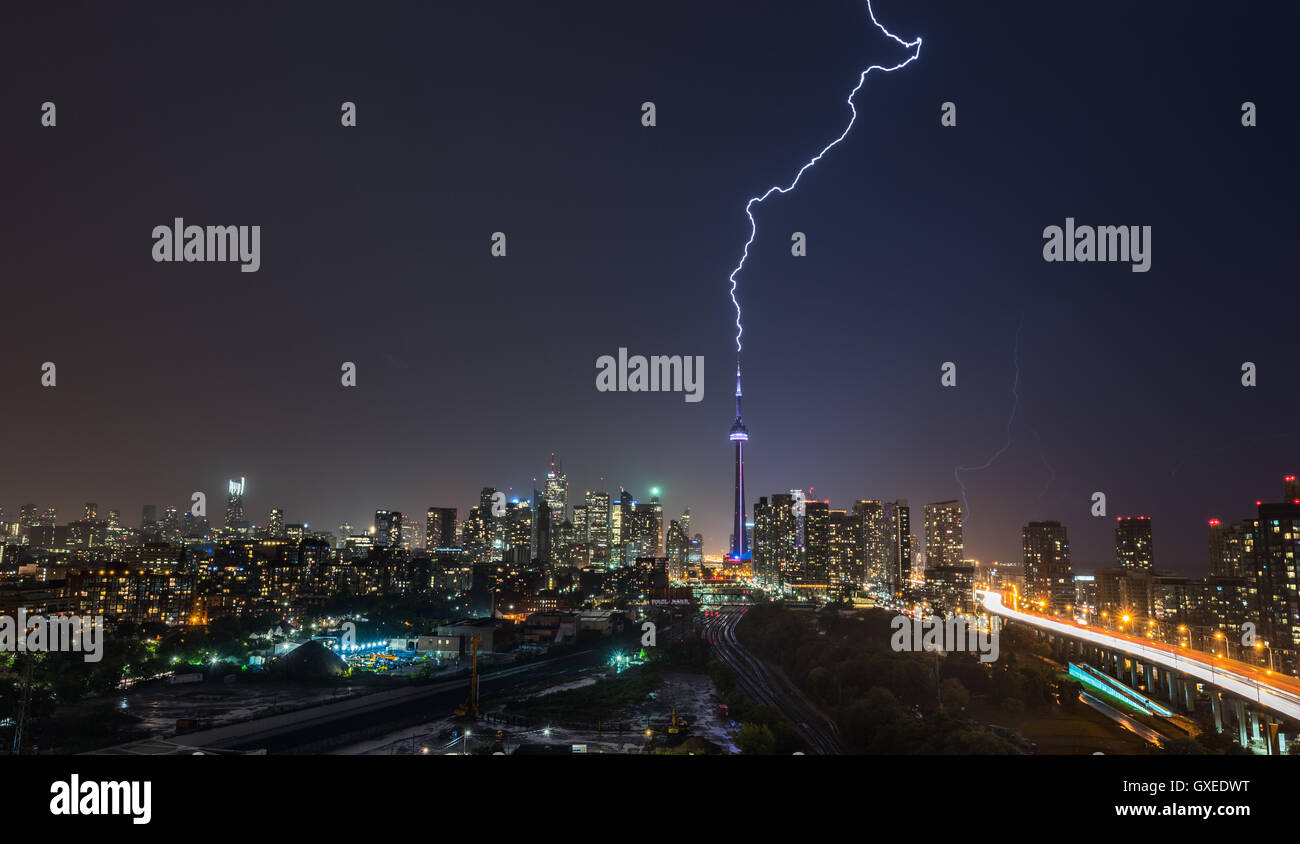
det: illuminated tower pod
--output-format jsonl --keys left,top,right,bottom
{"left": 727, "top": 362, "right": 750, "bottom": 563}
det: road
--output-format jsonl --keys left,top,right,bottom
{"left": 1077, "top": 691, "right": 1165, "bottom": 748}
{"left": 701, "top": 607, "right": 841, "bottom": 754}
{"left": 980, "top": 589, "right": 1300, "bottom": 721}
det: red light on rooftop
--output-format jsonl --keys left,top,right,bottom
{"left": 1209, "top": 519, "right": 1220, "bottom": 526}
{"left": 1286, "top": 476, "right": 1296, "bottom": 482}
{"left": 1257, "top": 501, "right": 1263, "bottom": 506}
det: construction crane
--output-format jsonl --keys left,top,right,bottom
{"left": 453, "top": 634, "right": 481, "bottom": 719}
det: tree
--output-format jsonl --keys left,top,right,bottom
{"left": 736, "top": 723, "right": 776, "bottom": 755}
{"left": 940, "top": 677, "right": 970, "bottom": 713}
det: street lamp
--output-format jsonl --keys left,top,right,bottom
{"left": 1256, "top": 641, "right": 1276, "bottom": 673}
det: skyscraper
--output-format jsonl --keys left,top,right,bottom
{"left": 1115, "top": 516, "right": 1153, "bottom": 569}
{"left": 883, "top": 499, "right": 911, "bottom": 598}
{"left": 1022, "top": 520, "right": 1073, "bottom": 612}
{"left": 753, "top": 493, "right": 797, "bottom": 591}
{"left": 426, "top": 507, "right": 457, "bottom": 550}
{"left": 923, "top": 500, "right": 964, "bottom": 569}
{"left": 374, "top": 509, "right": 402, "bottom": 549}
{"left": 225, "top": 477, "right": 246, "bottom": 531}
{"left": 853, "top": 500, "right": 887, "bottom": 588}
{"left": 544, "top": 456, "right": 568, "bottom": 528}
{"left": 612, "top": 489, "right": 636, "bottom": 567}
{"left": 727, "top": 361, "right": 749, "bottom": 562}
{"left": 585, "top": 490, "right": 610, "bottom": 568}
{"left": 268, "top": 507, "right": 285, "bottom": 538}
{"left": 643, "top": 491, "right": 664, "bottom": 556}
{"left": 1253, "top": 476, "right": 1300, "bottom": 673}
{"left": 1208, "top": 518, "right": 1252, "bottom": 580}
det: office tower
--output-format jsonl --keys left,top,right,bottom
{"left": 459, "top": 490, "right": 496, "bottom": 564}
{"left": 1022, "top": 520, "right": 1073, "bottom": 612}
{"left": 666, "top": 519, "right": 688, "bottom": 580}
{"left": 401, "top": 516, "right": 422, "bottom": 551}
{"left": 426, "top": 507, "right": 457, "bottom": 550}
{"left": 19, "top": 504, "right": 38, "bottom": 528}
{"left": 688, "top": 533, "right": 703, "bottom": 568}
{"left": 225, "top": 477, "right": 246, "bottom": 530}
{"left": 924, "top": 500, "right": 964, "bottom": 570}
{"left": 1287, "top": 474, "right": 1300, "bottom": 502}
{"left": 84, "top": 502, "right": 97, "bottom": 520}
{"left": 1115, "top": 516, "right": 1153, "bottom": 569}
{"left": 162, "top": 506, "right": 179, "bottom": 540}
{"left": 544, "top": 456, "right": 568, "bottom": 527}
{"left": 585, "top": 490, "right": 611, "bottom": 567}
{"left": 1208, "top": 519, "right": 1253, "bottom": 580}
{"left": 612, "top": 490, "right": 636, "bottom": 566}
{"left": 107, "top": 509, "right": 120, "bottom": 530}
{"left": 141, "top": 504, "right": 157, "bottom": 530}
{"left": 268, "top": 507, "right": 285, "bottom": 538}
{"left": 373, "top": 509, "right": 402, "bottom": 549}
{"left": 532, "top": 499, "right": 551, "bottom": 563}
{"left": 642, "top": 491, "right": 664, "bottom": 556}
{"left": 572, "top": 504, "right": 588, "bottom": 542}
{"left": 727, "top": 361, "right": 750, "bottom": 562}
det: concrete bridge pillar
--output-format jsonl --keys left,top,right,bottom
{"left": 1209, "top": 690, "right": 1223, "bottom": 733}
{"left": 1182, "top": 676, "right": 1195, "bottom": 713}
{"left": 1164, "top": 667, "right": 1176, "bottom": 703}
{"left": 1250, "top": 710, "right": 1263, "bottom": 743}
{"left": 1232, "top": 698, "right": 1248, "bottom": 747}
{"left": 1129, "top": 658, "right": 1139, "bottom": 689}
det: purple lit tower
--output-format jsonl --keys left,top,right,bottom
{"left": 727, "top": 360, "right": 750, "bottom": 562}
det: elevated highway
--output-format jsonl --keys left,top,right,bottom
{"left": 979, "top": 589, "right": 1296, "bottom": 751}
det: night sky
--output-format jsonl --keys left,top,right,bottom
{"left": 2, "top": 0, "right": 1296, "bottom": 574}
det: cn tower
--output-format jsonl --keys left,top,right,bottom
{"left": 727, "top": 359, "right": 750, "bottom": 561}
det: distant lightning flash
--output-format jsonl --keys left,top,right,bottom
{"left": 955, "top": 321, "right": 1023, "bottom": 523}
{"left": 727, "top": 1, "right": 922, "bottom": 352}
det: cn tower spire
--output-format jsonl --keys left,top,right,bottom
{"left": 728, "top": 357, "right": 749, "bottom": 560}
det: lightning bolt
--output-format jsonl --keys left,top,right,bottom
{"left": 727, "top": 1, "right": 922, "bottom": 352}
{"left": 955, "top": 320, "right": 1023, "bottom": 523}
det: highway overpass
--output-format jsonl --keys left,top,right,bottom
{"left": 978, "top": 589, "right": 1297, "bottom": 753}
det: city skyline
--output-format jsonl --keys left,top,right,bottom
{"left": 7, "top": 464, "right": 1299, "bottom": 578}
{"left": 3, "top": 0, "right": 1296, "bottom": 578}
